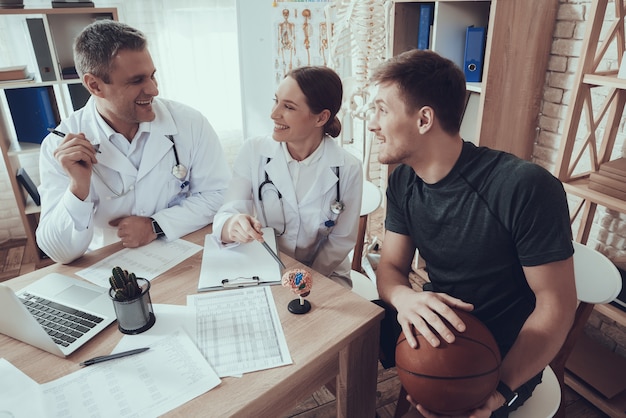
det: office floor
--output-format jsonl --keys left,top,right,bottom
{"left": 0, "top": 208, "right": 610, "bottom": 417}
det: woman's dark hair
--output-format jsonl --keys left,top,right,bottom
{"left": 372, "top": 49, "right": 466, "bottom": 135}
{"left": 287, "top": 66, "right": 343, "bottom": 138}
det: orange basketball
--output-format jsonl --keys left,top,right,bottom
{"left": 395, "top": 308, "right": 501, "bottom": 415}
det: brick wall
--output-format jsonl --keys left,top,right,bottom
{"left": 535, "top": 0, "right": 626, "bottom": 360}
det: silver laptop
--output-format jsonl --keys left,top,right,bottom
{"left": 0, "top": 273, "right": 115, "bottom": 357}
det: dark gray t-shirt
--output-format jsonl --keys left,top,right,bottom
{"left": 385, "top": 142, "right": 573, "bottom": 356}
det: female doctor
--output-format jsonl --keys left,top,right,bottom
{"left": 212, "top": 66, "right": 363, "bottom": 288}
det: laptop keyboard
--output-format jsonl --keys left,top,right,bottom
{"left": 19, "top": 293, "right": 104, "bottom": 347}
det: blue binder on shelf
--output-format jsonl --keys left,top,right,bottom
{"left": 463, "top": 26, "right": 487, "bottom": 82}
{"left": 417, "top": 3, "right": 434, "bottom": 50}
{"left": 5, "top": 87, "right": 58, "bottom": 144}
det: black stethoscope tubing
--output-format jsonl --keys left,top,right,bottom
{"left": 258, "top": 157, "right": 344, "bottom": 224}
{"left": 166, "top": 135, "right": 188, "bottom": 180}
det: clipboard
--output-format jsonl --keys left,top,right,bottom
{"left": 198, "top": 227, "right": 283, "bottom": 291}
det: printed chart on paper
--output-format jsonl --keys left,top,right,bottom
{"left": 188, "top": 286, "right": 292, "bottom": 377}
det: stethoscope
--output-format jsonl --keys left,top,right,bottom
{"left": 96, "top": 134, "right": 189, "bottom": 199}
{"left": 258, "top": 157, "right": 345, "bottom": 236}
{"left": 166, "top": 135, "right": 188, "bottom": 180}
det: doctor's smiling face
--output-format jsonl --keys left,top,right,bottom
{"left": 271, "top": 75, "right": 329, "bottom": 158}
{"left": 88, "top": 48, "right": 159, "bottom": 140}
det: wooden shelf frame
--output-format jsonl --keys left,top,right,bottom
{"left": 556, "top": 0, "right": 626, "bottom": 185}
{"left": 555, "top": 0, "right": 626, "bottom": 244}
{"left": 554, "top": 1, "right": 626, "bottom": 414}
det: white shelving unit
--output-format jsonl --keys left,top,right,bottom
{"left": 0, "top": 7, "right": 118, "bottom": 267}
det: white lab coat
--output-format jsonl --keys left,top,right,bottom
{"left": 212, "top": 135, "right": 363, "bottom": 284}
{"left": 37, "top": 97, "right": 231, "bottom": 264}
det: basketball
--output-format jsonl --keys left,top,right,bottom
{"left": 395, "top": 308, "right": 501, "bottom": 415}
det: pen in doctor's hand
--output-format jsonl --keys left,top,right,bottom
{"left": 79, "top": 347, "right": 150, "bottom": 366}
{"left": 261, "top": 240, "right": 286, "bottom": 270}
{"left": 47, "top": 128, "right": 101, "bottom": 153}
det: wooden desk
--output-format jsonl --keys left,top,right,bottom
{"left": 1, "top": 226, "right": 384, "bottom": 418}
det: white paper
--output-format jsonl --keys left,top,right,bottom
{"left": 40, "top": 328, "right": 220, "bottom": 418}
{"left": 0, "top": 358, "right": 46, "bottom": 418}
{"left": 76, "top": 239, "right": 202, "bottom": 287}
{"left": 187, "top": 286, "right": 292, "bottom": 377}
{"left": 111, "top": 304, "right": 197, "bottom": 353}
{"left": 198, "top": 228, "right": 282, "bottom": 291}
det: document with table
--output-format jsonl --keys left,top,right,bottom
{"left": 188, "top": 286, "right": 292, "bottom": 377}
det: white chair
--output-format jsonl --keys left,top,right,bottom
{"left": 395, "top": 241, "right": 623, "bottom": 418}
{"left": 349, "top": 180, "right": 382, "bottom": 301}
{"left": 348, "top": 124, "right": 383, "bottom": 301}
{"left": 509, "top": 366, "right": 560, "bottom": 418}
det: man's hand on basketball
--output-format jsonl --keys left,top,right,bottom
{"left": 396, "top": 290, "right": 473, "bottom": 348}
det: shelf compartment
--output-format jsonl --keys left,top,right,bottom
{"left": 583, "top": 73, "right": 626, "bottom": 89}
{"left": 563, "top": 177, "right": 626, "bottom": 214}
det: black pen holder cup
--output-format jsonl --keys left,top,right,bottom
{"left": 109, "top": 278, "right": 156, "bottom": 334}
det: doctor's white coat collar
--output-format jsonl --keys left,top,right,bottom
{"left": 260, "top": 136, "right": 346, "bottom": 211}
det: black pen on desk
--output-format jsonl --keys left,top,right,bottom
{"left": 47, "top": 127, "right": 101, "bottom": 153}
{"left": 261, "top": 240, "right": 286, "bottom": 270}
{"left": 80, "top": 347, "right": 150, "bottom": 366}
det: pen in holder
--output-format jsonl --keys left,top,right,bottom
{"left": 108, "top": 267, "right": 156, "bottom": 334}
{"left": 281, "top": 268, "right": 313, "bottom": 314}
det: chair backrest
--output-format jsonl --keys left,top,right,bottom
{"left": 547, "top": 241, "right": 623, "bottom": 416}
{"left": 572, "top": 241, "right": 622, "bottom": 304}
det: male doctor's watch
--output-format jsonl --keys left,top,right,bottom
{"left": 150, "top": 218, "right": 165, "bottom": 238}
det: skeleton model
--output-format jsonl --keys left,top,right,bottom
{"left": 278, "top": 8, "right": 296, "bottom": 76}
{"left": 325, "top": 0, "right": 391, "bottom": 153}
{"left": 326, "top": 0, "right": 391, "bottom": 125}
{"left": 319, "top": 21, "right": 331, "bottom": 66}
{"left": 302, "top": 8, "right": 312, "bottom": 66}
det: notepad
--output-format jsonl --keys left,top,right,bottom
{"left": 198, "top": 227, "right": 283, "bottom": 291}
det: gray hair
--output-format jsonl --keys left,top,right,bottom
{"left": 73, "top": 20, "right": 147, "bottom": 83}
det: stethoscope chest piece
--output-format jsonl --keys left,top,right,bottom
{"left": 172, "top": 164, "right": 188, "bottom": 180}
{"left": 330, "top": 200, "right": 345, "bottom": 215}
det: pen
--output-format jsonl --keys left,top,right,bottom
{"left": 47, "top": 127, "right": 101, "bottom": 153}
{"left": 261, "top": 240, "right": 286, "bottom": 270}
{"left": 79, "top": 347, "right": 150, "bottom": 366}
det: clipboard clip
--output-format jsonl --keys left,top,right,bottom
{"left": 222, "top": 276, "right": 261, "bottom": 288}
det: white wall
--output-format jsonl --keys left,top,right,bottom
{"left": 236, "top": 0, "right": 275, "bottom": 139}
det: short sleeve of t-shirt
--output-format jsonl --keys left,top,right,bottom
{"left": 385, "top": 165, "right": 415, "bottom": 236}
{"left": 481, "top": 156, "right": 573, "bottom": 267}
